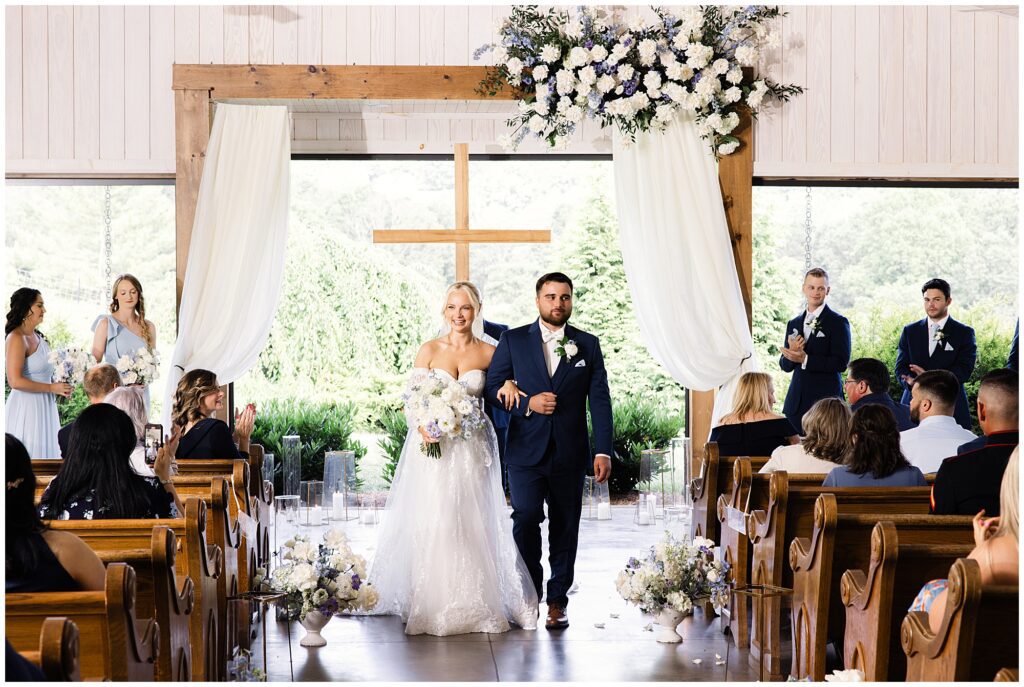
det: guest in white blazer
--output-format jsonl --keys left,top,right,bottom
{"left": 900, "top": 370, "right": 977, "bottom": 474}
{"left": 760, "top": 397, "right": 851, "bottom": 474}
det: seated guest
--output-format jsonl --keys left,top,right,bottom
{"left": 823, "top": 405, "right": 928, "bottom": 487}
{"left": 957, "top": 368, "right": 1018, "bottom": 454}
{"left": 38, "top": 404, "right": 182, "bottom": 520}
{"left": 932, "top": 369, "right": 1018, "bottom": 515}
{"left": 104, "top": 386, "right": 156, "bottom": 477}
{"left": 911, "top": 447, "right": 1018, "bottom": 630}
{"left": 57, "top": 363, "right": 121, "bottom": 457}
{"left": 845, "top": 357, "right": 914, "bottom": 430}
{"left": 6, "top": 433, "right": 105, "bottom": 592}
{"left": 173, "top": 369, "right": 256, "bottom": 459}
{"left": 6, "top": 640, "right": 47, "bottom": 681}
{"left": 710, "top": 372, "right": 799, "bottom": 456}
{"left": 899, "top": 370, "right": 976, "bottom": 474}
{"left": 760, "top": 398, "right": 850, "bottom": 474}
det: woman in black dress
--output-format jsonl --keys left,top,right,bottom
{"left": 38, "top": 404, "right": 182, "bottom": 520}
{"left": 6, "top": 433, "right": 105, "bottom": 592}
{"left": 710, "top": 371, "right": 799, "bottom": 456}
{"left": 172, "top": 369, "right": 256, "bottom": 460}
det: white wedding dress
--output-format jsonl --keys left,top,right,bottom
{"left": 368, "top": 368, "right": 539, "bottom": 635}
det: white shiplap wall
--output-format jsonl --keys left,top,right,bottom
{"left": 4, "top": 5, "right": 1018, "bottom": 178}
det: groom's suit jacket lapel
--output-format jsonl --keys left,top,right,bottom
{"left": 550, "top": 324, "right": 577, "bottom": 391}
{"left": 527, "top": 319, "right": 553, "bottom": 392}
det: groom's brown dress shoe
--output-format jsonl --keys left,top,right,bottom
{"left": 546, "top": 604, "right": 569, "bottom": 630}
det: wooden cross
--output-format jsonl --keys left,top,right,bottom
{"left": 372, "top": 143, "right": 551, "bottom": 281}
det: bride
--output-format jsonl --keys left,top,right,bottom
{"left": 368, "top": 281, "right": 539, "bottom": 635}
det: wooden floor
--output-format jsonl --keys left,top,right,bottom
{"left": 252, "top": 506, "right": 760, "bottom": 682}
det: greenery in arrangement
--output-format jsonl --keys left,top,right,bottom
{"left": 476, "top": 5, "right": 802, "bottom": 153}
{"left": 251, "top": 399, "right": 367, "bottom": 493}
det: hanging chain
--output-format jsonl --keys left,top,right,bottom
{"left": 103, "top": 186, "right": 113, "bottom": 304}
{"left": 803, "top": 186, "right": 813, "bottom": 269}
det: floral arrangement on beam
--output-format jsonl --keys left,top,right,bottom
{"left": 474, "top": 5, "right": 803, "bottom": 156}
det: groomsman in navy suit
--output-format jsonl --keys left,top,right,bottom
{"left": 779, "top": 267, "right": 852, "bottom": 434}
{"left": 1007, "top": 320, "right": 1018, "bottom": 371}
{"left": 482, "top": 319, "right": 511, "bottom": 493}
{"left": 895, "top": 278, "right": 977, "bottom": 430}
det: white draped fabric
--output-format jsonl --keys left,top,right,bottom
{"left": 612, "top": 111, "right": 759, "bottom": 432}
{"left": 162, "top": 104, "right": 291, "bottom": 428}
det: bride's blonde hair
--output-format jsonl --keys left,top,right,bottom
{"left": 441, "top": 281, "right": 483, "bottom": 319}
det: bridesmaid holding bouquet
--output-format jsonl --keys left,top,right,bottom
{"left": 5, "top": 288, "right": 71, "bottom": 458}
{"left": 91, "top": 274, "right": 157, "bottom": 414}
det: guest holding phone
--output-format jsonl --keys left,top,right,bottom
{"left": 5, "top": 288, "right": 71, "bottom": 459}
{"left": 172, "top": 369, "right": 256, "bottom": 459}
{"left": 104, "top": 386, "right": 157, "bottom": 477}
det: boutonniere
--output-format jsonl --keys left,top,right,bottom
{"left": 555, "top": 337, "right": 578, "bottom": 361}
{"left": 809, "top": 317, "right": 824, "bottom": 335}
{"left": 933, "top": 328, "right": 947, "bottom": 343}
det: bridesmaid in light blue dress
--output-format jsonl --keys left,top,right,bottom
{"left": 5, "top": 288, "right": 71, "bottom": 459}
{"left": 91, "top": 274, "right": 157, "bottom": 416}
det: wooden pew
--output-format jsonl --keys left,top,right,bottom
{"left": 16, "top": 617, "right": 81, "bottom": 681}
{"left": 788, "top": 495, "right": 973, "bottom": 681}
{"left": 995, "top": 668, "right": 1019, "bottom": 682}
{"left": 714, "top": 460, "right": 825, "bottom": 652}
{"left": 48, "top": 524, "right": 195, "bottom": 681}
{"left": 50, "top": 497, "right": 224, "bottom": 681}
{"left": 746, "top": 472, "right": 936, "bottom": 678}
{"left": 6, "top": 563, "right": 158, "bottom": 681}
{"left": 841, "top": 521, "right": 974, "bottom": 680}
{"left": 247, "top": 443, "right": 274, "bottom": 571}
{"left": 902, "top": 558, "right": 1019, "bottom": 681}
{"left": 689, "top": 442, "right": 769, "bottom": 543}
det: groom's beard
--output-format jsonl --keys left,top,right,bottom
{"left": 541, "top": 310, "right": 571, "bottom": 328}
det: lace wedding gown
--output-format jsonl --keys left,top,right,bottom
{"left": 369, "top": 368, "right": 539, "bottom": 635}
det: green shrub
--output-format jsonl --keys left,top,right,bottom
{"left": 251, "top": 399, "right": 367, "bottom": 494}
{"left": 375, "top": 407, "right": 408, "bottom": 486}
{"left": 598, "top": 400, "right": 685, "bottom": 496}
{"left": 57, "top": 386, "right": 90, "bottom": 426}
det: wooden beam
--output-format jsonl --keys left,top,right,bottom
{"left": 689, "top": 107, "right": 755, "bottom": 443}
{"left": 454, "top": 142, "right": 471, "bottom": 281}
{"left": 172, "top": 65, "right": 513, "bottom": 101}
{"left": 371, "top": 229, "right": 552, "bottom": 244}
{"left": 174, "top": 88, "right": 211, "bottom": 316}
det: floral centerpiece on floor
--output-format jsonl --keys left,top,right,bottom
{"left": 264, "top": 529, "right": 378, "bottom": 620}
{"left": 49, "top": 347, "right": 94, "bottom": 386}
{"left": 475, "top": 5, "right": 803, "bottom": 156}
{"left": 403, "top": 369, "right": 488, "bottom": 459}
{"left": 114, "top": 346, "right": 160, "bottom": 385}
{"left": 616, "top": 532, "right": 731, "bottom": 616}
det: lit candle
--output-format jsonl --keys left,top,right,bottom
{"left": 638, "top": 510, "right": 651, "bottom": 525}
{"left": 308, "top": 506, "right": 322, "bottom": 524}
{"left": 332, "top": 492, "right": 344, "bottom": 520}
{"left": 597, "top": 502, "right": 612, "bottom": 520}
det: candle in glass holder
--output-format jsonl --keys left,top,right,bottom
{"left": 638, "top": 509, "right": 651, "bottom": 525}
{"left": 597, "top": 502, "right": 612, "bottom": 520}
{"left": 308, "top": 506, "right": 322, "bottom": 525}
{"left": 360, "top": 509, "right": 375, "bottom": 525}
{"left": 332, "top": 492, "right": 344, "bottom": 519}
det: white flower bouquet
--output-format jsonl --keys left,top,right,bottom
{"left": 475, "top": 5, "right": 803, "bottom": 156}
{"left": 49, "top": 347, "right": 94, "bottom": 386}
{"left": 403, "top": 369, "right": 488, "bottom": 459}
{"left": 616, "top": 533, "right": 731, "bottom": 615}
{"left": 264, "top": 529, "right": 378, "bottom": 621}
{"left": 114, "top": 346, "right": 160, "bottom": 385}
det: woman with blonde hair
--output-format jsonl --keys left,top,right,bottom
{"left": 104, "top": 385, "right": 155, "bottom": 477}
{"left": 761, "top": 398, "right": 851, "bottom": 473}
{"left": 710, "top": 372, "right": 799, "bottom": 456}
{"left": 172, "top": 369, "right": 255, "bottom": 460}
{"left": 910, "top": 446, "right": 1018, "bottom": 630}
{"left": 91, "top": 274, "right": 157, "bottom": 415}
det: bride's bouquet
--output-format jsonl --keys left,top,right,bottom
{"left": 616, "top": 533, "right": 731, "bottom": 615}
{"left": 49, "top": 347, "right": 94, "bottom": 386}
{"left": 263, "top": 529, "right": 378, "bottom": 621}
{"left": 114, "top": 346, "right": 160, "bottom": 385}
{"left": 403, "top": 370, "right": 488, "bottom": 459}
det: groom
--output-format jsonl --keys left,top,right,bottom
{"left": 485, "top": 272, "right": 614, "bottom": 630}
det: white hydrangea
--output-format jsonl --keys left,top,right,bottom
{"left": 629, "top": 14, "right": 647, "bottom": 32}
{"left": 710, "top": 58, "right": 730, "bottom": 76}
{"left": 677, "top": 7, "right": 704, "bottom": 40}
{"left": 565, "top": 18, "right": 584, "bottom": 39}
{"left": 323, "top": 529, "right": 347, "bottom": 550}
{"left": 528, "top": 115, "right": 546, "bottom": 133}
{"left": 596, "top": 74, "right": 616, "bottom": 94}
{"left": 532, "top": 64, "right": 549, "bottom": 82}
{"left": 664, "top": 81, "right": 688, "bottom": 104}
{"left": 493, "top": 46, "right": 508, "bottom": 64}
{"left": 555, "top": 68, "right": 576, "bottom": 95}
{"left": 589, "top": 44, "right": 608, "bottom": 63}
{"left": 605, "top": 97, "right": 635, "bottom": 117}
{"left": 505, "top": 57, "right": 524, "bottom": 76}
{"left": 565, "top": 104, "right": 585, "bottom": 124}
{"left": 556, "top": 96, "right": 572, "bottom": 114}
{"left": 684, "top": 43, "right": 713, "bottom": 70}
{"left": 566, "top": 46, "right": 590, "bottom": 69}
{"left": 746, "top": 80, "right": 768, "bottom": 109}
{"left": 540, "top": 44, "right": 561, "bottom": 63}
{"left": 617, "top": 64, "right": 635, "bottom": 82}
{"left": 705, "top": 113, "right": 723, "bottom": 132}
{"left": 726, "top": 66, "right": 743, "bottom": 84}
{"left": 724, "top": 86, "right": 742, "bottom": 103}
{"left": 735, "top": 44, "right": 759, "bottom": 67}
{"left": 638, "top": 38, "right": 658, "bottom": 66}
{"left": 672, "top": 30, "right": 690, "bottom": 51}
{"left": 665, "top": 61, "right": 692, "bottom": 82}
{"left": 577, "top": 65, "right": 597, "bottom": 86}
{"left": 643, "top": 71, "right": 663, "bottom": 94}
{"left": 655, "top": 104, "right": 675, "bottom": 123}
{"left": 608, "top": 42, "right": 630, "bottom": 65}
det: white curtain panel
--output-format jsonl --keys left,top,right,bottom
{"left": 162, "top": 104, "right": 291, "bottom": 428}
{"left": 612, "top": 110, "right": 759, "bottom": 433}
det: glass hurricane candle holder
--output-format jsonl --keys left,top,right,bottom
{"left": 299, "top": 480, "right": 325, "bottom": 527}
{"left": 323, "top": 450, "right": 358, "bottom": 521}
{"left": 281, "top": 435, "right": 301, "bottom": 497}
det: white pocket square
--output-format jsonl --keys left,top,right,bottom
{"left": 945, "top": 343, "right": 954, "bottom": 351}
{"left": 815, "top": 331, "right": 826, "bottom": 338}
{"left": 574, "top": 359, "right": 586, "bottom": 368}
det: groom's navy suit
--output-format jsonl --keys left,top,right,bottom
{"left": 486, "top": 320, "right": 613, "bottom": 608}
{"left": 895, "top": 317, "right": 977, "bottom": 430}
{"left": 779, "top": 305, "right": 852, "bottom": 434}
